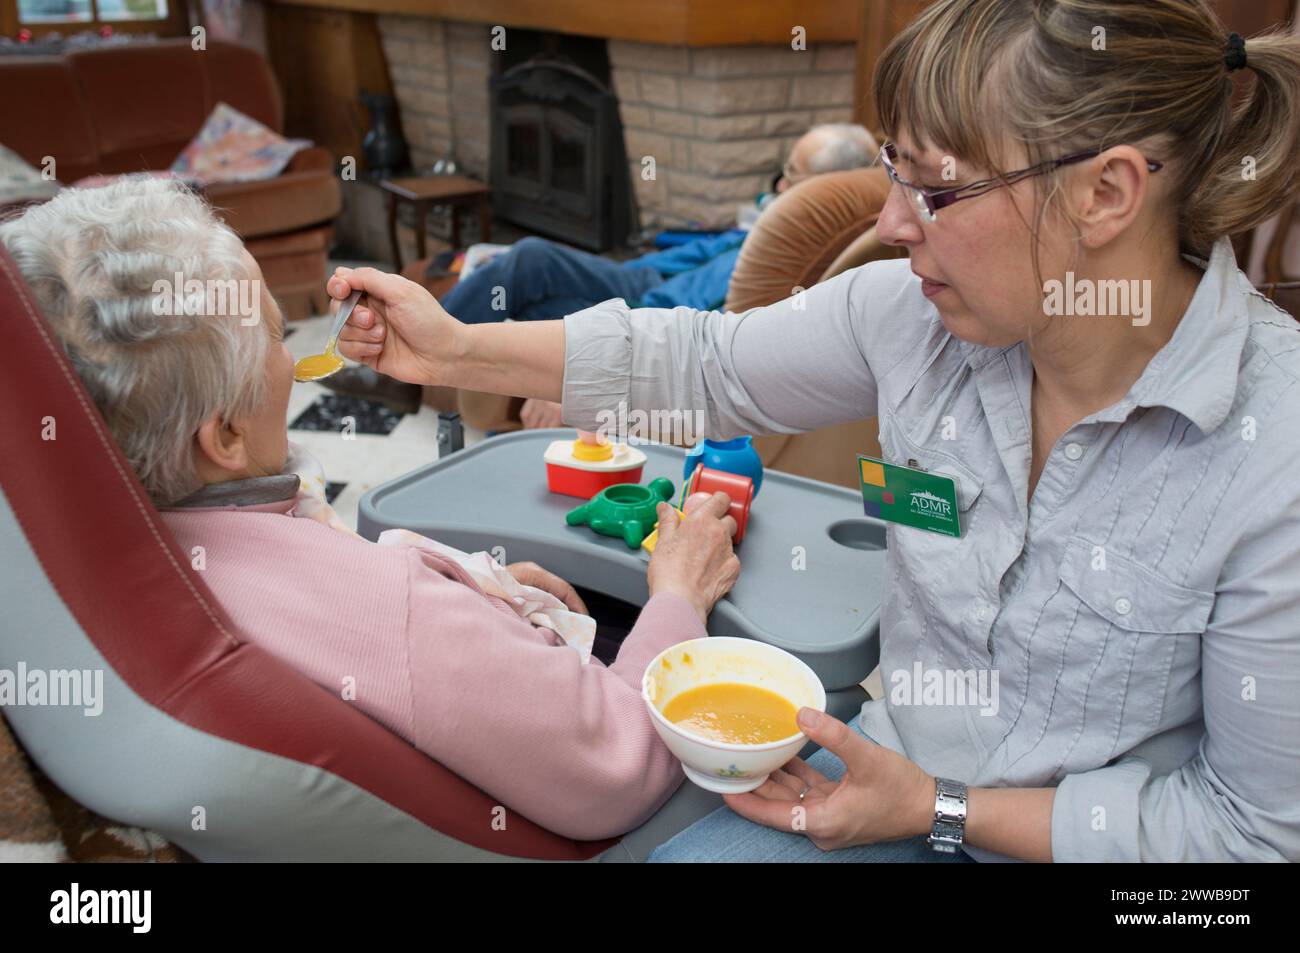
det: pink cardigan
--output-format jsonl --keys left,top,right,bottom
{"left": 160, "top": 497, "right": 701, "bottom": 840}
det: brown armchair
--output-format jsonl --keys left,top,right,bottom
{"left": 0, "top": 38, "right": 341, "bottom": 320}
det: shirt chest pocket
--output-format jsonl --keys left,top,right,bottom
{"left": 877, "top": 419, "right": 985, "bottom": 515}
{"left": 1052, "top": 535, "right": 1213, "bottom": 755}
{"left": 874, "top": 420, "right": 986, "bottom": 603}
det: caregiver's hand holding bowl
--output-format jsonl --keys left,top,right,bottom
{"left": 327, "top": 0, "right": 1300, "bottom": 865}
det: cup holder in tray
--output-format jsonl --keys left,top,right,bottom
{"left": 827, "top": 519, "right": 887, "bottom": 551}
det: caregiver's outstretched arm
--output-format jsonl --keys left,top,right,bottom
{"left": 327, "top": 266, "right": 566, "bottom": 402}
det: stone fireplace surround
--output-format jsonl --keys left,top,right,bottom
{"left": 376, "top": 14, "right": 856, "bottom": 232}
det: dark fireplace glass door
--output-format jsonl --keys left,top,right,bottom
{"left": 499, "top": 101, "right": 593, "bottom": 220}
{"left": 546, "top": 108, "right": 594, "bottom": 216}
{"left": 507, "top": 118, "right": 542, "bottom": 182}
{"left": 491, "top": 57, "right": 632, "bottom": 251}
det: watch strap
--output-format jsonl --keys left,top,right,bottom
{"left": 927, "top": 777, "right": 968, "bottom": 853}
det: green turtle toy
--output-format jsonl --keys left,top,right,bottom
{"left": 565, "top": 477, "right": 676, "bottom": 548}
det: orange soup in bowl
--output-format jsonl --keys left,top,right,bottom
{"left": 661, "top": 682, "right": 800, "bottom": 745}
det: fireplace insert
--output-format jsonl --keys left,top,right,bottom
{"left": 489, "top": 53, "right": 634, "bottom": 251}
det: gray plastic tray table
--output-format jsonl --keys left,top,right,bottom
{"left": 357, "top": 429, "right": 886, "bottom": 693}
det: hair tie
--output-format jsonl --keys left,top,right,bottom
{"left": 1224, "top": 32, "right": 1248, "bottom": 72}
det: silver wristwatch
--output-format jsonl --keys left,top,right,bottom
{"left": 926, "top": 777, "right": 968, "bottom": 853}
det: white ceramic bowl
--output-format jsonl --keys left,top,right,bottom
{"left": 642, "top": 637, "right": 827, "bottom": 793}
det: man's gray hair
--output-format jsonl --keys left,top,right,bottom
{"left": 0, "top": 177, "right": 268, "bottom": 505}
{"left": 805, "top": 123, "right": 879, "bottom": 174}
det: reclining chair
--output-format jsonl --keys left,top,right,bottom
{"left": 0, "top": 246, "right": 720, "bottom": 861}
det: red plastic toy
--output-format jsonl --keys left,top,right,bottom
{"left": 544, "top": 433, "right": 647, "bottom": 499}
{"left": 684, "top": 463, "right": 755, "bottom": 543}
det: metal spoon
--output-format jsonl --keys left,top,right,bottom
{"left": 294, "top": 289, "right": 362, "bottom": 383}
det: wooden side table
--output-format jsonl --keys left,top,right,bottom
{"left": 379, "top": 174, "right": 492, "bottom": 270}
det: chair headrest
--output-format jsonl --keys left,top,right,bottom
{"left": 726, "top": 165, "right": 892, "bottom": 312}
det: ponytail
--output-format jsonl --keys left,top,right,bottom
{"left": 1184, "top": 28, "right": 1300, "bottom": 255}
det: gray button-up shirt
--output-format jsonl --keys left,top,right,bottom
{"left": 561, "top": 235, "right": 1300, "bottom": 862}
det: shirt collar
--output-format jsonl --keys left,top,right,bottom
{"left": 1096, "top": 236, "right": 1248, "bottom": 434}
{"left": 167, "top": 473, "right": 301, "bottom": 509}
{"left": 968, "top": 236, "right": 1248, "bottom": 436}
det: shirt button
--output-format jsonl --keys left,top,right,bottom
{"left": 1064, "top": 442, "right": 1085, "bottom": 461}
{"left": 1113, "top": 597, "right": 1132, "bottom": 616}
{"left": 975, "top": 603, "right": 989, "bottom": 622}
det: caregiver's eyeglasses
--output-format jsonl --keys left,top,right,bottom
{"left": 877, "top": 141, "right": 1164, "bottom": 223}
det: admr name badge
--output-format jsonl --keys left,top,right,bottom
{"left": 856, "top": 455, "right": 962, "bottom": 538}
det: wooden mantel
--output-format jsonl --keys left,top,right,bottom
{"left": 263, "top": 0, "right": 860, "bottom": 46}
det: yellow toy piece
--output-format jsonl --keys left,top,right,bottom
{"left": 639, "top": 506, "right": 684, "bottom": 554}
{"left": 569, "top": 439, "right": 614, "bottom": 463}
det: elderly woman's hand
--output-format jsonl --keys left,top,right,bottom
{"left": 327, "top": 266, "right": 459, "bottom": 385}
{"left": 504, "top": 561, "right": 588, "bottom": 615}
{"left": 722, "top": 709, "right": 936, "bottom": 850}
{"left": 646, "top": 492, "right": 740, "bottom": 622}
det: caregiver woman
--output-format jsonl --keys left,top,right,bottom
{"left": 331, "top": 0, "right": 1300, "bottom": 862}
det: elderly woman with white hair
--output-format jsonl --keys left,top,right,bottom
{"left": 0, "top": 176, "right": 742, "bottom": 841}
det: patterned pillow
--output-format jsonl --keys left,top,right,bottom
{"left": 170, "top": 102, "right": 311, "bottom": 185}
{"left": 0, "top": 144, "right": 61, "bottom": 203}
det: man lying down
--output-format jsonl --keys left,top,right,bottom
{"left": 0, "top": 177, "right": 741, "bottom": 840}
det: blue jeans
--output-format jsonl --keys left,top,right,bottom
{"left": 441, "top": 236, "right": 664, "bottom": 325}
{"left": 648, "top": 714, "right": 978, "bottom": 863}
